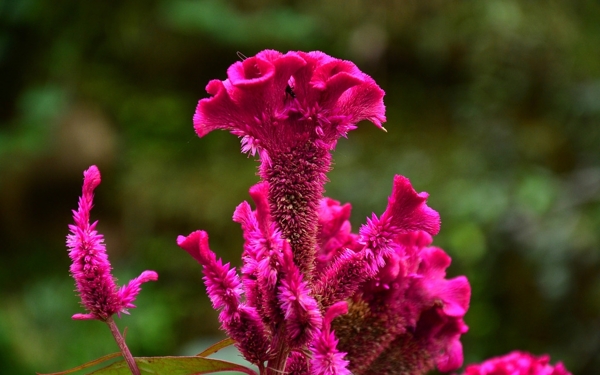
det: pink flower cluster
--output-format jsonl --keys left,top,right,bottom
{"left": 461, "top": 351, "right": 572, "bottom": 375}
{"left": 67, "top": 165, "right": 158, "bottom": 321}
{"left": 62, "top": 49, "right": 573, "bottom": 375}
{"left": 182, "top": 50, "right": 471, "bottom": 375}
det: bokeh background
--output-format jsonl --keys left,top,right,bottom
{"left": 1, "top": 0, "right": 599, "bottom": 374}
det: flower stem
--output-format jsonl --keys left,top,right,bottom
{"left": 106, "top": 317, "right": 141, "bottom": 375}
{"left": 266, "top": 328, "right": 290, "bottom": 375}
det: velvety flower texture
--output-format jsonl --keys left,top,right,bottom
{"left": 461, "top": 351, "right": 571, "bottom": 375}
{"left": 67, "top": 166, "right": 158, "bottom": 321}
{"left": 186, "top": 50, "right": 469, "bottom": 375}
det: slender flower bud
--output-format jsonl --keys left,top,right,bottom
{"left": 313, "top": 249, "right": 373, "bottom": 308}
{"left": 67, "top": 165, "right": 157, "bottom": 321}
{"left": 177, "top": 230, "right": 271, "bottom": 365}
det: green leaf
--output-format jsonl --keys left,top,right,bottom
{"left": 87, "top": 356, "right": 258, "bottom": 375}
{"left": 196, "top": 337, "right": 235, "bottom": 357}
{"left": 37, "top": 352, "right": 122, "bottom": 375}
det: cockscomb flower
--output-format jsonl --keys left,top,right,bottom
{"left": 187, "top": 50, "right": 472, "bottom": 375}
{"left": 461, "top": 351, "right": 572, "bottom": 375}
{"left": 194, "top": 50, "right": 386, "bottom": 282}
{"left": 67, "top": 165, "right": 158, "bottom": 321}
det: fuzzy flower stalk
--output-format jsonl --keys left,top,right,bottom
{"left": 67, "top": 165, "right": 158, "bottom": 375}
{"left": 182, "top": 50, "right": 470, "bottom": 375}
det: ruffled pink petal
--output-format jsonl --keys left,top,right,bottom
{"left": 193, "top": 79, "right": 241, "bottom": 138}
{"left": 316, "top": 198, "right": 357, "bottom": 264}
{"left": 381, "top": 175, "right": 440, "bottom": 236}
{"left": 436, "top": 337, "right": 464, "bottom": 372}
{"left": 194, "top": 50, "right": 386, "bottom": 154}
{"left": 337, "top": 78, "right": 386, "bottom": 129}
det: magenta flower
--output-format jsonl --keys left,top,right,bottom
{"left": 186, "top": 50, "right": 471, "bottom": 375}
{"left": 194, "top": 50, "right": 385, "bottom": 281}
{"left": 461, "top": 351, "right": 572, "bottom": 375}
{"left": 67, "top": 165, "right": 157, "bottom": 321}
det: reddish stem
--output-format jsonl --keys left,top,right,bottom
{"left": 106, "top": 317, "right": 141, "bottom": 375}
{"left": 266, "top": 327, "right": 290, "bottom": 375}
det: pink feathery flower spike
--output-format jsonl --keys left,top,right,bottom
{"left": 177, "top": 230, "right": 271, "bottom": 365}
{"left": 67, "top": 165, "right": 158, "bottom": 321}
{"left": 461, "top": 351, "right": 571, "bottom": 375}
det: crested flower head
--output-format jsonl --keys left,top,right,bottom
{"left": 462, "top": 351, "right": 572, "bottom": 375}
{"left": 67, "top": 165, "right": 158, "bottom": 321}
{"left": 194, "top": 50, "right": 385, "bottom": 157}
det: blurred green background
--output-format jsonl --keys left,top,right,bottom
{"left": 1, "top": 0, "right": 599, "bottom": 374}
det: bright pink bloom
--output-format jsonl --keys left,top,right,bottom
{"left": 188, "top": 51, "right": 477, "bottom": 375}
{"left": 194, "top": 50, "right": 386, "bottom": 281}
{"left": 193, "top": 50, "right": 385, "bottom": 154}
{"left": 67, "top": 165, "right": 157, "bottom": 321}
{"left": 341, "top": 230, "right": 470, "bottom": 375}
{"left": 462, "top": 351, "right": 572, "bottom": 375}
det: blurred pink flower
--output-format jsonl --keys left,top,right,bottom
{"left": 462, "top": 351, "right": 571, "bottom": 375}
{"left": 67, "top": 165, "right": 157, "bottom": 321}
